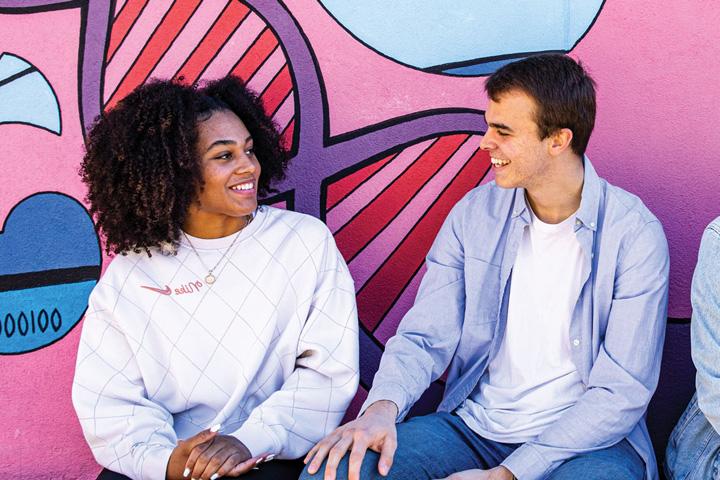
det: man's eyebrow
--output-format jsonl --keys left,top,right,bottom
{"left": 488, "top": 122, "right": 513, "bottom": 132}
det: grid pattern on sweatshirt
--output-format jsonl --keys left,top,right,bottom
{"left": 73, "top": 209, "right": 359, "bottom": 478}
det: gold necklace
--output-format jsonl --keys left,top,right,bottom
{"left": 182, "top": 214, "right": 251, "bottom": 285}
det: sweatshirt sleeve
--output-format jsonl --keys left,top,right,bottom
{"left": 72, "top": 280, "right": 176, "bottom": 480}
{"left": 231, "top": 228, "right": 359, "bottom": 459}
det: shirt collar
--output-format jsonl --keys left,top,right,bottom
{"left": 510, "top": 156, "right": 601, "bottom": 231}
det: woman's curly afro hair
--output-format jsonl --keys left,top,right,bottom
{"left": 80, "top": 76, "right": 289, "bottom": 256}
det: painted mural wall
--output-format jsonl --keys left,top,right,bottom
{"left": 0, "top": 0, "right": 717, "bottom": 477}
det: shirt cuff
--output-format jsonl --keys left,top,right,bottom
{"left": 231, "top": 420, "right": 282, "bottom": 458}
{"left": 501, "top": 443, "right": 552, "bottom": 480}
{"left": 360, "top": 383, "right": 411, "bottom": 421}
{"left": 141, "top": 444, "right": 174, "bottom": 480}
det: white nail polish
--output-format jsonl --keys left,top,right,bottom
{"left": 183, "top": 467, "right": 190, "bottom": 477}
{"left": 210, "top": 423, "right": 221, "bottom": 433}
{"left": 255, "top": 458, "right": 263, "bottom": 465}
{"left": 210, "top": 474, "right": 219, "bottom": 480}
{"left": 263, "top": 454, "right": 275, "bottom": 462}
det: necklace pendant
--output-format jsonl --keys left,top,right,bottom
{"left": 205, "top": 274, "right": 216, "bottom": 284}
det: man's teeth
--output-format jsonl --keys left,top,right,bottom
{"left": 231, "top": 182, "right": 254, "bottom": 191}
{"left": 491, "top": 157, "right": 510, "bottom": 166}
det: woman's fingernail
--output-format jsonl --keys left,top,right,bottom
{"left": 183, "top": 467, "right": 190, "bottom": 477}
{"left": 210, "top": 423, "right": 221, "bottom": 433}
{"left": 210, "top": 474, "right": 219, "bottom": 480}
{"left": 263, "top": 454, "right": 275, "bottom": 462}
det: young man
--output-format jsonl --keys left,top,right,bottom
{"left": 665, "top": 217, "right": 720, "bottom": 479}
{"left": 301, "top": 54, "right": 669, "bottom": 480}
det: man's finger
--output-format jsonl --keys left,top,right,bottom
{"left": 324, "top": 434, "right": 353, "bottom": 480}
{"left": 377, "top": 434, "right": 397, "bottom": 477}
{"left": 347, "top": 436, "right": 371, "bottom": 480}
{"left": 306, "top": 434, "right": 341, "bottom": 474}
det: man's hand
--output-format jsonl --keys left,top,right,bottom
{"left": 435, "top": 466, "right": 515, "bottom": 480}
{"left": 304, "top": 400, "right": 399, "bottom": 480}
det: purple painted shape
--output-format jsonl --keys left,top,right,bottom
{"left": 246, "top": 1, "right": 488, "bottom": 218}
{"left": 0, "top": 0, "right": 112, "bottom": 138}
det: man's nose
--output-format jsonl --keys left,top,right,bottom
{"left": 480, "top": 131, "right": 495, "bottom": 151}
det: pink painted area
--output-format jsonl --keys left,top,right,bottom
{"left": 327, "top": 140, "right": 434, "bottom": 231}
{"left": 571, "top": 1, "right": 720, "bottom": 317}
{"left": 375, "top": 264, "right": 426, "bottom": 344}
{"left": 200, "top": 12, "right": 265, "bottom": 81}
{"left": 272, "top": 91, "right": 295, "bottom": 132}
{"left": 0, "top": 8, "right": 97, "bottom": 479}
{"left": 348, "top": 136, "right": 481, "bottom": 289}
{"left": 104, "top": 0, "right": 173, "bottom": 99}
{"left": 114, "top": 0, "right": 127, "bottom": 16}
{"left": 246, "top": 46, "right": 285, "bottom": 95}
{"left": 284, "top": 0, "right": 489, "bottom": 136}
{"left": 149, "top": 0, "right": 227, "bottom": 80}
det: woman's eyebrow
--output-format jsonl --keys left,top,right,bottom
{"left": 205, "top": 139, "right": 236, "bottom": 152}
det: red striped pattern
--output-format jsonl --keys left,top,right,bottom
{"left": 107, "top": 0, "right": 147, "bottom": 61}
{"left": 335, "top": 135, "right": 467, "bottom": 262}
{"left": 354, "top": 146, "right": 491, "bottom": 330}
{"left": 326, "top": 153, "right": 397, "bottom": 210}
{"left": 174, "top": 2, "right": 250, "bottom": 84}
{"left": 104, "top": 1, "right": 295, "bottom": 148}
{"left": 107, "top": 0, "right": 201, "bottom": 108}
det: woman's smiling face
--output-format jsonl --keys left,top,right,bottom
{"left": 185, "top": 109, "right": 261, "bottom": 238}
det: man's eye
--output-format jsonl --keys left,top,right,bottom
{"left": 497, "top": 131, "right": 509, "bottom": 137}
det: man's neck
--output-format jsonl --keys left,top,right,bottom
{"left": 526, "top": 154, "right": 585, "bottom": 224}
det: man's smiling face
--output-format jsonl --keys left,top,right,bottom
{"left": 480, "top": 89, "right": 554, "bottom": 191}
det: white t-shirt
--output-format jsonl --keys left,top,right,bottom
{"left": 458, "top": 208, "right": 587, "bottom": 443}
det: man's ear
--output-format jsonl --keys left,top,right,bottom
{"left": 548, "top": 128, "right": 573, "bottom": 156}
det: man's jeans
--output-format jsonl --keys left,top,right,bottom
{"left": 665, "top": 393, "right": 720, "bottom": 479}
{"left": 300, "top": 412, "right": 643, "bottom": 479}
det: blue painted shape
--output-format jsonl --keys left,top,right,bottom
{"left": 0, "top": 281, "right": 96, "bottom": 354}
{"left": 0, "top": 52, "right": 31, "bottom": 81}
{"left": 0, "top": 53, "right": 61, "bottom": 134}
{"left": 0, "top": 193, "right": 100, "bottom": 276}
{"left": 442, "top": 58, "right": 521, "bottom": 76}
{"left": 319, "top": 1, "right": 603, "bottom": 75}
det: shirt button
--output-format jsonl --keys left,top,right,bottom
{"left": 572, "top": 339, "right": 581, "bottom": 347}
{"left": 575, "top": 219, "right": 581, "bottom": 225}
{"left": 590, "top": 222, "right": 596, "bottom": 228}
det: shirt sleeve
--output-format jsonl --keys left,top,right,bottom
{"left": 231, "top": 229, "right": 359, "bottom": 459}
{"left": 502, "top": 220, "right": 670, "bottom": 479}
{"left": 361, "top": 197, "right": 468, "bottom": 421}
{"left": 72, "top": 281, "right": 176, "bottom": 480}
{"left": 691, "top": 220, "right": 720, "bottom": 435}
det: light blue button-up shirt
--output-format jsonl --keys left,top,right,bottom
{"left": 362, "top": 158, "right": 670, "bottom": 479}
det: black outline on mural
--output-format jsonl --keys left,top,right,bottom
{"left": 315, "top": 0, "right": 607, "bottom": 77}
{"left": 0, "top": 54, "right": 63, "bottom": 136}
{"left": 105, "top": 0, "right": 150, "bottom": 66}
{"left": 0, "top": 191, "right": 102, "bottom": 356}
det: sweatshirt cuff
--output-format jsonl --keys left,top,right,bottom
{"left": 141, "top": 444, "right": 174, "bottom": 480}
{"left": 501, "top": 443, "right": 552, "bottom": 480}
{"left": 231, "top": 420, "right": 282, "bottom": 458}
{"left": 360, "top": 383, "right": 411, "bottom": 421}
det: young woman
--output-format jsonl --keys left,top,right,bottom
{"left": 72, "top": 77, "right": 358, "bottom": 480}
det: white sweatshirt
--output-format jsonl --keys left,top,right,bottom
{"left": 72, "top": 207, "right": 359, "bottom": 480}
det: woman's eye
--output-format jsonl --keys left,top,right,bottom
{"left": 216, "top": 152, "right": 232, "bottom": 160}
{"left": 245, "top": 147, "right": 255, "bottom": 156}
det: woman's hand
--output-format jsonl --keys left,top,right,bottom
{"left": 167, "top": 428, "right": 266, "bottom": 480}
{"left": 185, "top": 434, "right": 260, "bottom": 479}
